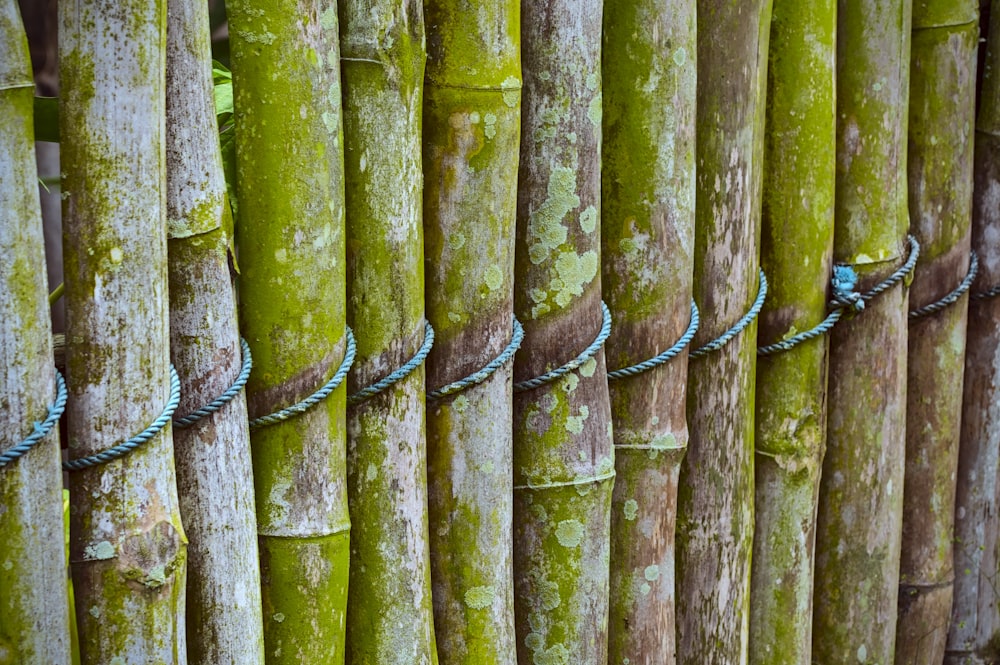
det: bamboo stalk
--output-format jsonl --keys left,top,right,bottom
{"left": 338, "top": 5, "right": 438, "bottom": 664}
{"left": 601, "top": 0, "right": 696, "bottom": 662}
{"left": 165, "top": 0, "right": 264, "bottom": 662}
{"left": 947, "top": 2, "right": 1000, "bottom": 661}
{"left": 675, "top": 1, "right": 771, "bottom": 663}
{"left": 512, "top": 2, "right": 614, "bottom": 663}
{"left": 812, "top": 1, "right": 913, "bottom": 662}
{"left": 422, "top": 2, "right": 520, "bottom": 662}
{"left": 228, "top": 1, "right": 350, "bottom": 661}
{"left": 750, "top": 1, "right": 836, "bottom": 663}
{"left": 896, "top": 2, "right": 978, "bottom": 662}
{"left": 0, "top": 2, "right": 71, "bottom": 662}
{"left": 59, "top": 0, "right": 188, "bottom": 660}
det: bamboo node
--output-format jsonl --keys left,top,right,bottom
{"left": 0, "top": 371, "right": 66, "bottom": 468}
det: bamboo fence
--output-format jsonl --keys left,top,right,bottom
{"left": 4, "top": 1, "right": 1000, "bottom": 663}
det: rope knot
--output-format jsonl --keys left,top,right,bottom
{"left": 830, "top": 265, "right": 864, "bottom": 313}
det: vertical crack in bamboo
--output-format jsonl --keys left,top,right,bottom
{"left": 0, "top": 1, "right": 72, "bottom": 662}
{"left": 165, "top": 0, "right": 265, "bottom": 662}
{"left": 422, "top": 1, "right": 520, "bottom": 662}
{"left": 228, "top": 0, "right": 350, "bottom": 661}
{"left": 601, "top": 0, "right": 696, "bottom": 662}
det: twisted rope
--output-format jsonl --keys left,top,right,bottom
{"left": 858, "top": 234, "right": 920, "bottom": 303}
{"left": 428, "top": 318, "right": 524, "bottom": 400}
{"left": 689, "top": 269, "right": 768, "bottom": 359}
{"left": 250, "top": 329, "right": 357, "bottom": 430}
{"left": 173, "top": 338, "right": 253, "bottom": 429}
{"left": 348, "top": 322, "right": 434, "bottom": 406}
{"left": 64, "top": 366, "right": 181, "bottom": 471}
{"left": 607, "top": 301, "right": 700, "bottom": 380}
{"left": 972, "top": 284, "right": 1000, "bottom": 301}
{"left": 909, "top": 252, "right": 978, "bottom": 321}
{"left": 513, "top": 301, "right": 612, "bottom": 393}
{"left": 0, "top": 372, "right": 67, "bottom": 469}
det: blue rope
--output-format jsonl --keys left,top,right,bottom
{"left": 513, "top": 301, "right": 612, "bottom": 393}
{"left": 607, "top": 300, "right": 700, "bottom": 380}
{"left": 909, "top": 252, "right": 978, "bottom": 321}
{"left": 348, "top": 322, "right": 434, "bottom": 406}
{"left": 973, "top": 284, "right": 1000, "bottom": 301}
{"left": 858, "top": 234, "right": 921, "bottom": 304}
{"left": 0, "top": 371, "right": 67, "bottom": 469}
{"left": 428, "top": 318, "right": 524, "bottom": 400}
{"left": 64, "top": 366, "right": 182, "bottom": 471}
{"left": 173, "top": 338, "right": 253, "bottom": 429}
{"left": 250, "top": 329, "right": 357, "bottom": 430}
{"left": 690, "top": 269, "right": 768, "bottom": 359}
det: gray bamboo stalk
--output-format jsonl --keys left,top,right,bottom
{"left": 601, "top": 0, "right": 696, "bottom": 662}
{"left": 165, "top": 0, "right": 264, "bottom": 662}
{"left": 675, "top": 1, "right": 771, "bottom": 663}
{"left": 749, "top": 1, "right": 836, "bottom": 663}
{"left": 228, "top": 0, "right": 350, "bottom": 660}
{"left": 512, "top": 2, "right": 614, "bottom": 663}
{"left": 947, "top": 1, "right": 1000, "bottom": 661}
{"left": 812, "top": 1, "right": 914, "bottom": 663}
{"left": 896, "top": 2, "right": 978, "bottom": 662}
{"left": 0, "top": 2, "right": 71, "bottom": 662}
{"left": 422, "top": 1, "right": 520, "bottom": 662}
{"left": 338, "top": 4, "right": 438, "bottom": 664}
{"left": 59, "top": 0, "right": 188, "bottom": 660}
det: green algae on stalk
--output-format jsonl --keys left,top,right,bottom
{"left": 601, "top": 0, "right": 696, "bottom": 661}
{"left": 513, "top": 1, "right": 615, "bottom": 662}
{"left": 947, "top": 1, "right": 1000, "bottom": 661}
{"left": 339, "top": 3, "right": 438, "bottom": 663}
{"left": 812, "top": 1, "right": 913, "bottom": 663}
{"left": 0, "top": 2, "right": 71, "bottom": 662}
{"left": 675, "top": 1, "right": 771, "bottom": 663}
{"left": 59, "top": 0, "right": 188, "bottom": 660}
{"left": 897, "top": 3, "right": 978, "bottom": 662}
{"left": 750, "top": 0, "right": 836, "bottom": 663}
{"left": 228, "top": 0, "right": 350, "bottom": 661}
{"left": 422, "top": 1, "right": 520, "bottom": 662}
{"left": 166, "top": 0, "right": 264, "bottom": 662}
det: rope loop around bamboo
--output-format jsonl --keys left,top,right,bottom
{"left": 606, "top": 300, "right": 700, "bottom": 380}
{"left": 249, "top": 328, "right": 357, "bottom": 430}
{"left": 0, "top": 371, "right": 67, "bottom": 469}
{"left": 908, "top": 251, "right": 978, "bottom": 321}
{"left": 689, "top": 269, "right": 768, "bottom": 359}
{"left": 64, "top": 366, "right": 182, "bottom": 471}
{"left": 173, "top": 338, "right": 253, "bottom": 429}
{"left": 428, "top": 317, "right": 524, "bottom": 400}
{"left": 512, "top": 301, "right": 612, "bottom": 393}
{"left": 347, "top": 322, "right": 435, "bottom": 406}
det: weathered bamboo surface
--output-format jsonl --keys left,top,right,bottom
{"left": 948, "top": 1, "right": 1000, "bottom": 661}
{"left": 601, "top": 0, "right": 696, "bottom": 662}
{"left": 512, "top": 1, "right": 614, "bottom": 663}
{"left": 59, "top": 0, "right": 188, "bottom": 660}
{"left": 812, "top": 1, "right": 913, "bottom": 663}
{"left": 897, "top": 1, "right": 978, "bottom": 662}
{"left": 750, "top": 0, "right": 836, "bottom": 663}
{"left": 339, "top": 4, "right": 438, "bottom": 664}
{"left": 676, "top": 1, "right": 771, "bottom": 663}
{"left": 422, "top": 1, "right": 520, "bottom": 662}
{"left": 0, "top": 2, "right": 71, "bottom": 662}
{"left": 228, "top": 0, "right": 350, "bottom": 660}
{"left": 165, "top": 0, "right": 264, "bottom": 662}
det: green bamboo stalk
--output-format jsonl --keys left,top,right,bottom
{"left": 512, "top": 2, "right": 614, "bottom": 663}
{"left": 422, "top": 2, "right": 520, "bottom": 662}
{"left": 59, "top": 0, "right": 188, "bottom": 660}
{"left": 750, "top": 1, "right": 836, "bottom": 663}
{"left": 601, "top": 0, "right": 696, "bottom": 662}
{"left": 338, "top": 6, "right": 438, "bottom": 664}
{"left": 0, "top": 2, "right": 71, "bottom": 662}
{"left": 812, "top": 1, "right": 913, "bottom": 663}
{"left": 228, "top": 1, "right": 350, "bottom": 661}
{"left": 947, "top": 2, "right": 1000, "bottom": 661}
{"left": 896, "top": 2, "right": 978, "bottom": 662}
{"left": 165, "top": 0, "right": 264, "bottom": 662}
{"left": 675, "top": 1, "right": 771, "bottom": 663}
